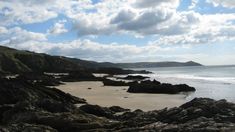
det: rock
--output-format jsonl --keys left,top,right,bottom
{"left": 102, "top": 78, "right": 129, "bottom": 86}
{"left": 1, "top": 73, "right": 235, "bottom": 131}
{"left": 16, "top": 72, "right": 62, "bottom": 86}
{"left": 0, "top": 77, "right": 85, "bottom": 110}
{"left": 92, "top": 67, "right": 152, "bottom": 75}
{"left": 121, "top": 75, "right": 150, "bottom": 80}
{"left": 79, "top": 104, "right": 115, "bottom": 119}
{"left": 127, "top": 80, "right": 195, "bottom": 94}
{"left": 116, "top": 98, "right": 235, "bottom": 131}
{"left": 2, "top": 109, "right": 114, "bottom": 132}
{"left": 109, "top": 106, "right": 130, "bottom": 113}
{"left": 0, "top": 104, "right": 14, "bottom": 122}
{"left": 0, "top": 123, "right": 57, "bottom": 132}
{"left": 60, "top": 71, "right": 98, "bottom": 82}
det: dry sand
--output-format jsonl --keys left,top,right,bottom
{"left": 56, "top": 81, "right": 187, "bottom": 111}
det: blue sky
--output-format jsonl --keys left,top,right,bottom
{"left": 0, "top": 0, "right": 235, "bottom": 65}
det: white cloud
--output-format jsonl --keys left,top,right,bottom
{"left": 149, "top": 13, "right": 235, "bottom": 45}
{"left": 189, "top": 0, "right": 198, "bottom": 9}
{"left": 115, "top": 8, "right": 174, "bottom": 32}
{"left": 0, "top": 38, "right": 172, "bottom": 62}
{"left": 0, "top": 0, "right": 234, "bottom": 65}
{"left": 0, "top": 27, "right": 47, "bottom": 45}
{"left": 0, "top": 0, "right": 58, "bottom": 25}
{"left": 48, "top": 20, "right": 68, "bottom": 35}
{"left": 0, "top": 0, "right": 95, "bottom": 25}
{"left": 133, "top": 0, "right": 180, "bottom": 9}
{"left": 1, "top": 0, "right": 233, "bottom": 44}
{"left": 71, "top": 0, "right": 202, "bottom": 37}
{"left": 110, "top": 9, "right": 136, "bottom": 24}
{"left": 206, "top": 0, "right": 235, "bottom": 8}
{"left": 0, "top": 26, "right": 8, "bottom": 34}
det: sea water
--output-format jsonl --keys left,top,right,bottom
{"left": 134, "top": 65, "right": 235, "bottom": 102}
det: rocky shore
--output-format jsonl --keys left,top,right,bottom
{"left": 0, "top": 73, "right": 235, "bottom": 131}
{"left": 102, "top": 77, "right": 196, "bottom": 94}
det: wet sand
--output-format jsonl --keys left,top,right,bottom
{"left": 56, "top": 81, "right": 187, "bottom": 111}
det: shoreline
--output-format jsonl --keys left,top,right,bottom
{"left": 56, "top": 81, "right": 187, "bottom": 111}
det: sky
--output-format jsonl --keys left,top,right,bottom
{"left": 0, "top": 0, "right": 235, "bottom": 65}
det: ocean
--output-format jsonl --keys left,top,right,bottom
{"left": 134, "top": 65, "right": 235, "bottom": 102}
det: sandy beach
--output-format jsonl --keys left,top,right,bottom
{"left": 56, "top": 81, "right": 187, "bottom": 111}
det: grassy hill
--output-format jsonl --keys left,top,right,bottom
{"left": 0, "top": 46, "right": 202, "bottom": 74}
{"left": 0, "top": 46, "right": 85, "bottom": 74}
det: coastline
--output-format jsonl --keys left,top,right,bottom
{"left": 1, "top": 70, "right": 235, "bottom": 131}
{"left": 56, "top": 81, "right": 187, "bottom": 111}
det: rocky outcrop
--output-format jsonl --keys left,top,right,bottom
{"left": 0, "top": 75, "right": 234, "bottom": 131}
{"left": 60, "top": 71, "right": 98, "bottom": 82}
{"left": 116, "top": 98, "right": 235, "bottom": 131}
{"left": 102, "top": 78, "right": 195, "bottom": 94}
{"left": 0, "top": 77, "right": 85, "bottom": 108}
{"left": 102, "top": 78, "right": 130, "bottom": 86}
{"left": 92, "top": 67, "right": 152, "bottom": 75}
{"left": 127, "top": 80, "right": 196, "bottom": 94}
{"left": 16, "top": 72, "right": 62, "bottom": 86}
{"left": 120, "top": 75, "right": 150, "bottom": 80}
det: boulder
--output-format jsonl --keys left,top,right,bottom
{"left": 79, "top": 104, "right": 115, "bottom": 118}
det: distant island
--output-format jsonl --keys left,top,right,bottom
{"left": 116, "top": 61, "right": 202, "bottom": 68}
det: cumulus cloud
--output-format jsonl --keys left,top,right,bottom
{"left": 0, "top": 0, "right": 94, "bottom": 25}
{"left": 48, "top": 20, "right": 68, "bottom": 35}
{"left": 189, "top": 0, "right": 198, "bottom": 9}
{"left": 0, "top": 0, "right": 235, "bottom": 64}
{"left": 117, "top": 9, "right": 174, "bottom": 31}
{"left": 110, "top": 9, "right": 136, "bottom": 24}
{"left": 71, "top": 0, "right": 203, "bottom": 37}
{"left": 150, "top": 13, "right": 235, "bottom": 45}
{"left": 0, "top": 27, "right": 47, "bottom": 45}
{"left": 0, "top": 26, "right": 8, "bottom": 34}
{"left": 206, "top": 0, "right": 235, "bottom": 8}
{"left": 0, "top": 26, "right": 172, "bottom": 62}
{"left": 0, "top": 38, "right": 172, "bottom": 62}
{"left": 0, "top": 0, "right": 57, "bottom": 25}
{"left": 133, "top": 0, "right": 180, "bottom": 9}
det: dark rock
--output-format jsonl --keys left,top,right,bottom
{"left": 16, "top": 72, "right": 62, "bottom": 86}
{"left": 79, "top": 104, "right": 115, "bottom": 119}
{"left": 60, "top": 71, "right": 98, "bottom": 82}
{"left": 0, "top": 104, "right": 14, "bottom": 122}
{"left": 127, "top": 80, "right": 195, "bottom": 94}
{"left": 116, "top": 98, "right": 235, "bottom": 131}
{"left": 0, "top": 77, "right": 85, "bottom": 109}
{"left": 93, "top": 67, "right": 152, "bottom": 75}
{"left": 121, "top": 75, "right": 150, "bottom": 80}
{"left": 0, "top": 123, "right": 57, "bottom": 132}
{"left": 35, "top": 99, "right": 76, "bottom": 113}
{"left": 109, "top": 106, "right": 130, "bottom": 113}
{"left": 102, "top": 78, "right": 129, "bottom": 86}
{"left": 1, "top": 72, "right": 235, "bottom": 131}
